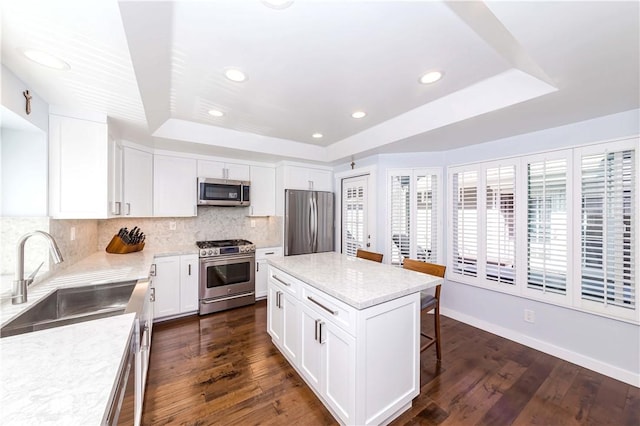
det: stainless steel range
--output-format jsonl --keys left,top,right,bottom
{"left": 197, "top": 239, "right": 256, "bottom": 315}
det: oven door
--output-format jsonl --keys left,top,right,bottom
{"left": 199, "top": 254, "right": 255, "bottom": 301}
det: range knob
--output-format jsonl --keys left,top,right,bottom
{"left": 207, "top": 249, "right": 214, "bottom": 256}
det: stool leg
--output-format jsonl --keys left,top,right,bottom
{"left": 434, "top": 303, "right": 441, "bottom": 361}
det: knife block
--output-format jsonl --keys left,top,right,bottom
{"left": 105, "top": 235, "right": 145, "bottom": 254}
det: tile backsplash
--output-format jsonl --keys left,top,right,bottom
{"left": 1, "top": 208, "right": 282, "bottom": 280}
{"left": 98, "top": 207, "right": 282, "bottom": 251}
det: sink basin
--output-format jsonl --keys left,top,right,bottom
{"left": 1, "top": 280, "right": 138, "bottom": 338}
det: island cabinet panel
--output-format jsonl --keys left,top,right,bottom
{"left": 267, "top": 270, "right": 300, "bottom": 363}
{"left": 267, "top": 263, "right": 422, "bottom": 426}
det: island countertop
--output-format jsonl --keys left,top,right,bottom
{"left": 267, "top": 251, "right": 444, "bottom": 309}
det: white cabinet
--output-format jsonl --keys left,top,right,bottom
{"left": 136, "top": 280, "right": 154, "bottom": 426}
{"left": 283, "top": 165, "right": 332, "bottom": 191}
{"left": 197, "top": 159, "right": 250, "bottom": 181}
{"left": 122, "top": 146, "right": 153, "bottom": 217}
{"left": 266, "top": 268, "right": 300, "bottom": 363}
{"left": 255, "top": 247, "right": 282, "bottom": 299}
{"left": 300, "top": 304, "right": 356, "bottom": 424}
{"left": 154, "top": 155, "right": 197, "bottom": 217}
{"left": 152, "top": 254, "right": 199, "bottom": 320}
{"left": 179, "top": 254, "right": 199, "bottom": 313}
{"left": 249, "top": 165, "right": 276, "bottom": 216}
{"left": 109, "top": 138, "right": 123, "bottom": 216}
{"left": 267, "top": 263, "right": 421, "bottom": 425}
{"left": 49, "top": 113, "right": 111, "bottom": 218}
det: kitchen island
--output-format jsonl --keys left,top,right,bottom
{"left": 266, "top": 252, "right": 443, "bottom": 426}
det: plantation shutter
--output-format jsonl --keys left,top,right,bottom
{"left": 390, "top": 174, "right": 411, "bottom": 265}
{"left": 485, "top": 166, "right": 516, "bottom": 284}
{"left": 416, "top": 173, "right": 438, "bottom": 262}
{"left": 527, "top": 159, "right": 568, "bottom": 294}
{"left": 452, "top": 170, "right": 478, "bottom": 276}
{"left": 343, "top": 181, "right": 366, "bottom": 257}
{"left": 580, "top": 149, "right": 636, "bottom": 310}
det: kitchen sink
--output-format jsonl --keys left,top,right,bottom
{"left": 1, "top": 280, "right": 138, "bottom": 338}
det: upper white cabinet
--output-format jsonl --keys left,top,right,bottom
{"left": 154, "top": 154, "right": 197, "bottom": 217}
{"left": 283, "top": 165, "right": 332, "bottom": 192}
{"left": 122, "top": 146, "right": 153, "bottom": 217}
{"left": 49, "top": 112, "right": 111, "bottom": 219}
{"left": 249, "top": 165, "right": 276, "bottom": 216}
{"left": 197, "top": 159, "right": 250, "bottom": 181}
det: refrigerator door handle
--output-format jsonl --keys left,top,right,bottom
{"left": 308, "top": 195, "right": 314, "bottom": 252}
{"left": 312, "top": 195, "right": 318, "bottom": 251}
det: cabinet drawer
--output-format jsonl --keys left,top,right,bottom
{"left": 301, "top": 284, "right": 356, "bottom": 336}
{"left": 256, "top": 247, "right": 283, "bottom": 259}
{"left": 268, "top": 266, "right": 300, "bottom": 298}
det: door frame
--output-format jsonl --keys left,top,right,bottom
{"left": 334, "top": 165, "right": 378, "bottom": 256}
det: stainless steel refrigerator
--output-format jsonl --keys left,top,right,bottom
{"left": 284, "top": 189, "right": 334, "bottom": 256}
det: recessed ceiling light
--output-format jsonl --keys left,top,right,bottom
{"left": 420, "top": 71, "right": 443, "bottom": 84}
{"left": 312, "top": 133, "right": 323, "bottom": 139}
{"left": 22, "top": 49, "right": 70, "bottom": 70}
{"left": 262, "top": 0, "right": 294, "bottom": 9}
{"left": 208, "top": 109, "right": 224, "bottom": 117}
{"left": 351, "top": 111, "right": 366, "bottom": 119}
{"left": 224, "top": 68, "right": 247, "bottom": 82}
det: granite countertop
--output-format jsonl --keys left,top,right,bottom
{"left": 267, "top": 252, "right": 444, "bottom": 310}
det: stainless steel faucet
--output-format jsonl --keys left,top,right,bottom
{"left": 12, "top": 230, "right": 64, "bottom": 305}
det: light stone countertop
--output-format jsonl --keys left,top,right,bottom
{"left": 0, "top": 313, "right": 136, "bottom": 425}
{"left": 0, "top": 245, "right": 198, "bottom": 425}
{"left": 267, "top": 252, "right": 444, "bottom": 310}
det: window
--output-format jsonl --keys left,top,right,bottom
{"left": 578, "top": 146, "right": 636, "bottom": 315}
{"left": 388, "top": 169, "right": 441, "bottom": 266}
{"left": 527, "top": 156, "right": 569, "bottom": 296}
{"left": 447, "top": 138, "right": 638, "bottom": 322}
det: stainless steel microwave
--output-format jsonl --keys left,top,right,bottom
{"left": 197, "top": 178, "right": 250, "bottom": 206}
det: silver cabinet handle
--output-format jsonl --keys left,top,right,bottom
{"left": 150, "top": 264, "right": 156, "bottom": 276}
{"left": 265, "top": 251, "right": 275, "bottom": 255}
{"left": 188, "top": 264, "right": 191, "bottom": 275}
{"left": 273, "top": 275, "right": 291, "bottom": 287}
{"left": 314, "top": 318, "right": 319, "bottom": 342}
{"left": 307, "top": 296, "right": 337, "bottom": 315}
{"left": 114, "top": 201, "right": 121, "bottom": 215}
{"left": 275, "top": 290, "right": 283, "bottom": 309}
{"left": 126, "top": 202, "right": 131, "bottom": 215}
{"left": 150, "top": 287, "right": 156, "bottom": 302}
{"left": 256, "top": 262, "right": 260, "bottom": 272}
{"left": 316, "top": 320, "right": 325, "bottom": 344}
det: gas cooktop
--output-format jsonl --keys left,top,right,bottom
{"left": 196, "top": 239, "right": 255, "bottom": 258}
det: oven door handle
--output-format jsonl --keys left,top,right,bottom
{"left": 201, "top": 292, "right": 255, "bottom": 303}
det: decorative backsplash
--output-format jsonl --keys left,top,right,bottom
{"left": 98, "top": 207, "right": 282, "bottom": 251}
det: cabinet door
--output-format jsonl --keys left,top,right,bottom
{"left": 154, "top": 155, "right": 197, "bottom": 217}
{"left": 197, "top": 159, "right": 225, "bottom": 178}
{"left": 267, "top": 283, "right": 284, "bottom": 344}
{"left": 284, "top": 166, "right": 310, "bottom": 190}
{"left": 180, "top": 255, "right": 199, "bottom": 313}
{"left": 282, "top": 292, "right": 299, "bottom": 362}
{"left": 249, "top": 165, "right": 276, "bottom": 216}
{"left": 323, "top": 321, "right": 356, "bottom": 424}
{"left": 123, "top": 147, "right": 153, "bottom": 217}
{"left": 152, "top": 256, "right": 181, "bottom": 319}
{"left": 226, "top": 162, "right": 250, "bottom": 181}
{"left": 49, "top": 114, "right": 109, "bottom": 218}
{"left": 300, "top": 304, "right": 323, "bottom": 389}
{"left": 255, "top": 259, "right": 268, "bottom": 299}
{"left": 309, "top": 168, "right": 332, "bottom": 192}
{"left": 109, "top": 138, "right": 123, "bottom": 217}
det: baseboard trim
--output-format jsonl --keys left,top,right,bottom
{"left": 440, "top": 307, "right": 640, "bottom": 388}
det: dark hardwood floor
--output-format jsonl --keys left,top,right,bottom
{"left": 142, "top": 300, "right": 639, "bottom": 425}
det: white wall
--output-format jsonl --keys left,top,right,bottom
{"left": 1, "top": 65, "right": 48, "bottom": 132}
{"left": 338, "top": 109, "right": 640, "bottom": 385}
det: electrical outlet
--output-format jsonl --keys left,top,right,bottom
{"left": 524, "top": 309, "right": 535, "bottom": 323}
{"left": 70, "top": 227, "right": 76, "bottom": 241}
{"left": 169, "top": 221, "right": 176, "bottom": 230}
{"left": 250, "top": 219, "right": 256, "bottom": 228}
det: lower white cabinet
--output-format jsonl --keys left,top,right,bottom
{"left": 255, "top": 247, "right": 282, "bottom": 299}
{"left": 267, "top": 264, "right": 421, "bottom": 426}
{"left": 152, "top": 254, "right": 199, "bottom": 320}
{"left": 267, "top": 269, "right": 300, "bottom": 363}
{"left": 300, "top": 304, "right": 356, "bottom": 423}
